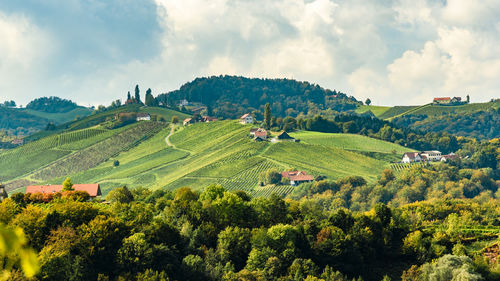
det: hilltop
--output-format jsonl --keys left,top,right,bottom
{"left": 0, "top": 97, "right": 93, "bottom": 137}
{"left": 156, "top": 75, "right": 361, "bottom": 119}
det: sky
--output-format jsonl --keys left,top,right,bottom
{"left": 0, "top": 0, "right": 499, "bottom": 106}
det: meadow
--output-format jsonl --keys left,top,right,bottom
{"left": 290, "top": 131, "right": 412, "bottom": 154}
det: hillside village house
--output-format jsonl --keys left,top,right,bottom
{"left": 421, "top": 150, "right": 442, "bottom": 161}
{"left": 433, "top": 97, "right": 451, "bottom": 104}
{"left": 402, "top": 152, "right": 422, "bottom": 163}
{"left": 25, "top": 184, "right": 102, "bottom": 198}
{"left": 11, "top": 139, "right": 24, "bottom": 145}
{"left": 282, "top": 171, "right": 314, "bottom": 186}
{"left": 240, "top": 114, "right": 254, "bottom": 124}
{"left": 183, "top": 118, "right": 195, "bottom": 126}
{"left": 250, "top": 128, "right": 268, "bottom": 139}
{"left": 178, "top": 99, "right": 189, "bottom": 107}
{"left": 136, "top": 113, "right": 151, "bottom": 121}
{"left": 441, "top": 153, "right": 458, "bottom": 162}
{"left": 271, "top": 131, "right": 295, "bottom": 143}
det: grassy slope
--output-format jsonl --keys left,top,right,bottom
{"left": 374, "top": 100, "right": 499, "bottom": 120}
{"left": 65, "top": 121, "right": 394, "bottom": 196}
{"left": 6, "top": 119, "right": 405, "bottom": 197}
{"left": 291, "top": 131, "right": 412, "bottom": 154}
{"left": 355, "top": 105, "right": 391, "bottom": 117}
{"left": 21, "top": 107, "right": 92, "bottom": 124}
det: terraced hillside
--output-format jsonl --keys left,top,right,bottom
{"left": 291, "top": 131, "right": 414, "bottom": 162}
{"left": 4, "top": 114, "right": 419, "bottom": 197}
{"left": 19, "top": 120, "right": 414, "bottom": 196}
{"left": 360, "top": 100, "right": 500, "bottom": 120}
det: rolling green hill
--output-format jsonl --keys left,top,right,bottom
{"left": 358, "top": 100, "right": 499, "bottom": 120}
{"left": 3, "top": 115, "right": 413, "bottom": 197}
{"left": 21, "top": 107, "right": 92, "bottom": 124}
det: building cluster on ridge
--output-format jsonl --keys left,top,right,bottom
{"left": 401, "top": 151, "right": 458, "bottom": 163}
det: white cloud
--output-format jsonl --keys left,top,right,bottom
{"left": 1, "top": 0, "right": 499, "bottom": 106}
{"left": 0, "top": 12, "right": 53, "bottom": 103}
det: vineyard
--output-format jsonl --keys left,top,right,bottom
{"left": 31, "top": 122, "right": 164, "bottom": 181}
{"left": 291, "top": 131, "right": 411, "bottom": 154}
{"left": 0, "top": 127, "right": 110, "bottom": 182}
{"left": 390, "top": 162, "right": 428, "bottom": 172}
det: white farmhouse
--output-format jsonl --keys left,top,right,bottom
{"left": 402, "top": 152, "right": 422, "bottom": 163}
{"left": 136, "top": 113, "right": 151, "bottom": 121}
{"left": 421, "top": 151, "right": 442, "bottom": 161}
{"left": 240, "top": 113, "right": 254, "bottom": 124}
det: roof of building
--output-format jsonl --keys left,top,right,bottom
{"left": 282, "top": 171, "right": 314, "bottom": 181}
{"left": 254, "top": 136, "right": 265, "bottom": 141}
{"left": 421, "top": 150, "right": 441, "bottom": 154}
{"left": 11, "top": 139, "right": 24, "bottom": 144}
{"left": 136, "top": 113, "right": 150, "bottom": 117}
{"left": 276, "top": 131, "right": 294, "bottom": 139}
{"left": 433, "top": 97, "right": 451, "bottom": 101}
{"left": 403, "top": 152, "right": 421, "bottom": 159}
{"left": 25, "top": 184, "right": 102, "bottom": 197}
{"left": 202, "top": 116, "right": 217, "bottom": 122}
{"left": 184, "top": 118, "right": 192, "bottom": 122}
{"left": 240, "top": 113, "right": 251, "bottom": 119}
{"left": 254, "top": 130, "right": 267, "bottom": 137}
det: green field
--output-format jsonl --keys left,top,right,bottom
{"left": 355, "top": 105, "right": 391, "bottom": 117}
{"left": 291, "top": 131, "right": 412, "bottom": 154}
{"left": 21, "top": 107, "right": 93, "bottom": 124}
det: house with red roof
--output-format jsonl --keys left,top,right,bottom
{"left": 25, "top": 184, "right": 102, "bottom": 198}
{"left": 282, "top": 171, "right": 314, "bottom": 186}
{"left": 433, "top": 97, "right": 451, "bottom": 104}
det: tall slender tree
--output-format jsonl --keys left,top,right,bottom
{"left": 135, "top": 85, "right": 142, "bottom": 104}
{"left": 127, "top": 91, "right": 131, "bottom": 102}
{"left": 264, "top": 103, "right": 271, "bottom": 129}
{"left": 145, "top": 88, "right": 155, "bottom": 106}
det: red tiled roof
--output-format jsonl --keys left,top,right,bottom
{"left": 254, "top": 131, "right": 267, "bottom": 137}
{"left": 434, "top": 97, "right": 450, "bottom": 101}
{"left": 290, "top": 175, "right": 314, "bottom": 181}
{"left": 240, "top": 113, "right": 251, "bottom": 119}
{"left": 282, "top": 171, "right": 313, "bottom": 181}
{"left": 26, "top": 184, "right": 102, "bottom": 197}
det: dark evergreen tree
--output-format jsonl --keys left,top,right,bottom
{"left": 264, "top": 103, "right": 271, "bottom": 129}
{"left": 145, "top": 88, "right": 155, "bottom": 106}
{"left": 135, "top": 85, "right": 142, "bottom": 104}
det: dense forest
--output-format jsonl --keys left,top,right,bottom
{"left": 392, "top": 108, "right": 500, "bottom": 140}
{"left": 1, "top": 162, "right": 499, "bottom": 280}
{"left": 156, "top": 76, "right": 361, "bottom": 119}
{"left": 26, "top": 97, "right": 79, "bottom": 113}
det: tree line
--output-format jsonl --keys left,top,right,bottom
{"left": 1, "top": 168, "right": 498, "bottom": 280}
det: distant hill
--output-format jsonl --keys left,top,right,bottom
{"left": 0, "top": 96, "right": 93, "bottom": 136}
{"left": 156, "top": 75, "right": 361, "bottom": 119}
{"left": 26, "top": 96, "right": 79, "bottom": 113}
{"left": 355, "top": 100, "right": 500, "bottom": 139}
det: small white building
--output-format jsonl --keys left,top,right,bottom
{"left": 421, "top": 150, "right": 442, "bottom": 161}
{"left": 240, "top": 113, "right": 254, "bottom": 124}
{"left": 178, "top": 99, "right": 189, "bottom": 107}
{"left": 402, "top": 152, "right": 422, "bottom": 163}
{"left": 136, "top": 113, "right": 151, "bottom": 121}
